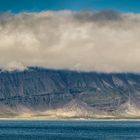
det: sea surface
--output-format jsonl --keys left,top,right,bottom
{"left": 0, "top": 120, "right": 140, "bottom": 140}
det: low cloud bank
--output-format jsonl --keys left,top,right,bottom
{"left": 0, "top": 11, "right": 140, "bottom": 72}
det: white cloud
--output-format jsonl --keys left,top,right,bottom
{"left": 0, "top": 11, "right": 140, "bottom": 72}
{"left": 2, "top": 61, "right": 28, "bottom": 72}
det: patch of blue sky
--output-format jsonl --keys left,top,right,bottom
{"left": 0, "top": 0, "right": 140, "bottom": 13}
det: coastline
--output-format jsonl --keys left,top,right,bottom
{"left": 1, "top": 115, "right": 140, "bottom": 121}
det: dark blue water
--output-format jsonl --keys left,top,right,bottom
{"left": 0, "top": 120, "right": 140, "bottom": 140}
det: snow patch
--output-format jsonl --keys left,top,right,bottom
{"left": 112, "top": 76, "right": 125, "bottom": 87}
{"left": 102, "top": 80, "right": 113, "bottom": 88}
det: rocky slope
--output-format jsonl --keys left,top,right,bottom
{"left": 0, "top": 67, "right": 140, "bottom": 118}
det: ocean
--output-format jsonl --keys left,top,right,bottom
{"left": 0, "top": 120, "right": 139, "bottom": 140}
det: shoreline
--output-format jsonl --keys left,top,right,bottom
{"left": 1, "top": 116, "right": 140, "bottom": 121}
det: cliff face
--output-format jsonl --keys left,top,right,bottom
{"left": 0, "top": 67, "right": 140, "bottom": 117}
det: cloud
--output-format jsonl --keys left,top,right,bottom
{"left": 0, "top": 11, "right": 140, "bottom": 72}
{"left": 2, "top": 61, "right": 28, "bottom": 72}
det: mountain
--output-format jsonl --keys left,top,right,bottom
{"left": 0, "top": 67, "right": 140, "bottom": 119}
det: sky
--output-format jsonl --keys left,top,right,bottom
{"left": 0, "top": 0, "right": 140, "bottom": 13}
{"left": 0, "top": 0, "right": 140, "bottom": 72}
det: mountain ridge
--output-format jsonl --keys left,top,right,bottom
{"left": 0, "top": 67, "right": 140, "bottom": 118}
